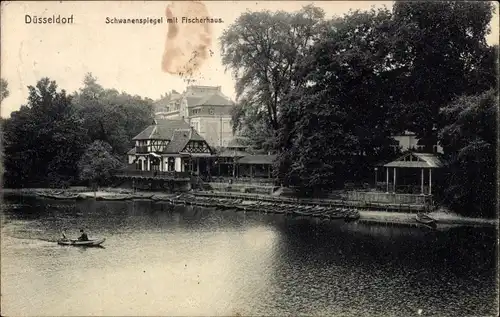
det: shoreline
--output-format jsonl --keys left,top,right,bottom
{"left": 2, "top": 187, "right": 498, "bottom": 228}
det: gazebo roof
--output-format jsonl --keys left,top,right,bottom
{"left": 383, "top": 152, "right": 444, "bottom": 169}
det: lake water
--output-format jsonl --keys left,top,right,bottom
{"left": 1, "top": 195, "right": 498, "bottom": 316}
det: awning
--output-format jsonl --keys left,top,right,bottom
{"left": 149, "top": 152, "right": 161, "bottom": 158}
{"left": 237, "top": 155, "right": 276, "bottom": 165}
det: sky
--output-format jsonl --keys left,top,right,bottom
{"left": 1, "top": 1, "right": 498, "bottom": 118}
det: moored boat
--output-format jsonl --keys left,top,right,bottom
{"left": 96, "top": 195, "right": 133, "bottom": 201}
{"left": 415, "top": 213, "right": 437, "bottom": 225}
{"left": 344, "top": 209, "right": 361, "bottom": 222}
{"left": 39, "top": 193, "right": 82, "bottom": 200}
{"left": 57, "top": 238, "right": 106, "bottom": 247}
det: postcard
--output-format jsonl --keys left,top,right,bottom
{"left": 1, "top": 1, "right": 498, "bottom": 316}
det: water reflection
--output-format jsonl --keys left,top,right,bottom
{"left": 1, "top": 197, "right": 498, "bottom": 316}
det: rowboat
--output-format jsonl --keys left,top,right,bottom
{"left": 415, "top": 213, "right": 437, "bottom": 225}
{"left": 57, "top": 238, "right": 106, "bottom": 247}
{"left": 344, "top": 209, "right": 361, "bottom": 221}
{"left": 38, "top": 193, "right": 83, "bottom": 200}
{"left": 96, "top": 195, "right": 132, "bottom": 201}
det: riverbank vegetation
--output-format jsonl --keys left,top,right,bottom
{"left": 220, "top": 2, "right": 498, "bottom": 217}
{"left": 2, "top": 74, "right": 154, "bottom": 188}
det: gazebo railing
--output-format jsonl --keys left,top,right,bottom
{"left": 345, "top": 182, "right": 430, "bottom": 195}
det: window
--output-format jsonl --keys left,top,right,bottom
{"left": 135, "top": 160, "right": 143, "bottom": 170}
{"left": 191, "top": 122, "right": 199, "bottom": 131}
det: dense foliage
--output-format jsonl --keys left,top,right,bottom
{"left": 276, "top": 8, "right": 401, "bottom": 192}
{"left": 0, "top": 78, "right": 9, "bottom": 103}
{"left": 438, "top": 90, "right": 497, "bottom": 217}
{"left": 73, "top": 74, "right": 155, "bottom": 155}
{"left": 0, "top": 78, "right": 10, "bottom": 187}
{"left": 390, "top": 1, "right": 496, "bottom": 148}
{"left": 220, "top": 5, "right": 326, "bottom": 152}
{"left": 78, "top": 140, "right": 123, "bottom": 190}
{"left": 3, "top": 79, "right": 89, "bottom": 187}
{"left": 221, "top": 2, "right": 498, "bottom": 214}
{"left": 2, "top": 75, "right": 154, "bottom": 188}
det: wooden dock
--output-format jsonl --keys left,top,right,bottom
{"left": 193, "top": 191, "right": 428, "bottom": 212}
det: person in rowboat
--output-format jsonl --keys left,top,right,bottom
{"left": 61, "top": 228, "right": 69, "bottom": 241}
{"left": 78, "top": 229, "right": 89, "bottom": 241}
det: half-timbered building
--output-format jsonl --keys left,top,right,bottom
{"left": 126, "top": 119, "right": 214, "bottom": 175}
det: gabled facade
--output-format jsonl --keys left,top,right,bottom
{"left": 127, "top": 119, "right": 214, "bottom": 174}
{"left": 154, "top": 85, "right": 235, "bottom": 148}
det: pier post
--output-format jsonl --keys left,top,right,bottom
{"left": 386, "top": 167, "right": 389, "bottom": 193}
{"left": 421, "top": 168, "right": 424, "bottom": 194}
{"left": 393, "top": 167, "right": 397, "bottom": 193}
{"left": 429, "top": 169, "right": 432, "bottom": 195}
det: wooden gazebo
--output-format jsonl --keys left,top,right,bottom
{"left": 383, "top": 152, "right": 443, "bottom": 195}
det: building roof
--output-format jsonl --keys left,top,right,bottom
{"left": 194, "top": 92, "right": 234, "bottom": 107}
{"left": 153, "top": 92, "right": 182, "bottom": 108}
{"left": 128, "top": 129, "right": 206, "bottom": 154}
{"left": 392, "top": 130, "right": 417, "bottom": 137}
{"left": 218, "top": 149, "right": 248, "bottom": 158}
{"left": 237, "top": 154, "right": 276, "bottom": 165}
{"left": 133, "top": 119, "right": 192, "bottom": 140}
{"left": 166, "top": 129, "right": 192, "bottom": 153}
{"left": 186, "top": 97, "right": 204, "bottom": 107}
{"left": 154, "top": 85, "right": 234, "bottom": 116}
{"left": 186, "top": 85, "right": 221, "bottom": 94}
{"left": 383, "top": 152, "right": 444, "bottom": 169}
{"left": 227, "top": 138, "right": 247, "bottom": 149}
{"left": 133, "top": 119, "right": 203, "bottom": 142}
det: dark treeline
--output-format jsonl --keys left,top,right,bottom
{"left": 220, "top": 2, "right": 498, "bottom": 216}
{"left": 1, "top": 74, "right": 154, "bottom": 189}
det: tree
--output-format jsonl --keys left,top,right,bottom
{"left": 438, "top": 90, "right": 497, "bottom": 217}
{"left": 0, "top": 78, "right": 9, "bottom": 103}
{"left": 3, "top": 78, "right": 89, "bottom": 188}
{"left": 230, "top": 103, "right": 275, "bottom": 153}
{"left": 275, "top": 7, "right": 399, "bottom": 191}
{"left": 78, "top": 140, "right": 123, "bottom": 193}
{"left": 275, "top": 89, "right": 361, "bottom": 194}
{"left": 390, "top": 1, "right": 496, "bottom": 149}
{"left": 72, "top": 73, "right": 154, "bottom": 155}
{"left": 220, "top": 5, "right": 326, "bottom": 151}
